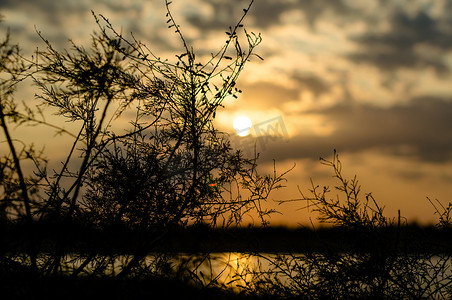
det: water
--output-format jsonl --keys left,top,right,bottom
{"left": 39, "top": 252, "right": 452, "bottom": 295}
{"left": 169, "top": 252, "right": 272, "bottom": 290}
{"left": 160, "top": 252, "right": 452, "bottom": 295}
{"left": 51, "top": 252, "right": 275, "bottom": 289}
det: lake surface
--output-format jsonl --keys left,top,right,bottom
{"left": 53, "top": 251, "right": 452, "bottom": 294}
{"left": 55, "top": 252, "right": 281, "bottom": 289}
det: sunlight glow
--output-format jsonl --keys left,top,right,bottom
{"left": 233, "top": 116, "right": 252, "bottom": 136}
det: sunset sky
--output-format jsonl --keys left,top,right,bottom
{"left": 1, "top": 0, "right": 452, "bottom": 227}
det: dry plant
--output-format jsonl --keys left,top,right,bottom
{"left": 234, "top": 151, "right": 452, "bottom": 299}
{"left": 0, "top": 0, "right": 290, "bottom": 285}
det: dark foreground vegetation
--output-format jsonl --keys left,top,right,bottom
{"left": 1, "top": 0, "right": 452, "bottom": 298}
{"left": 0, "top": 271, "right": 254, "bottom": 299}
{"left": 2, "top": 220, "right": 452, "bottom": 298}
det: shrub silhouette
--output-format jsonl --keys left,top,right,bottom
{"left": 0, "top": 0, "right": 288, "bottom": 282}
{"left": 234, "top": 151, "right": 452, "bottom": 299}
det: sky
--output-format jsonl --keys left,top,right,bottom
{"left": 1, "top": 0, "right": 452, "bottom": 227}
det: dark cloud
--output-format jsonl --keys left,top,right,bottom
{"left": 255, "top": 97, "right": 452, "bottom": 163}
{"left": 0, "top": 0, "right": 167, "bottom": 53}
{"left": 248, "top": 0, "right": 293, "bottom": 28}
{"left": 1, "top": 0, "right": 90, "bottom": 19}
{"left": 0, "top": 0, "right": 93, "bottom": 45}
{"left": 187, "top": 0, "right": 357, "bottom": 31}
{"left": 184, "top": 0, "right": 452, "bottom": 76}
{"left": 294, "top": 0, "right": 358, "bottom": 28}
{"left": 350, "top": 11, "right": 452, "bottom": 74}
{"left": 185, "top": 0, "right": 452, "bottom": 78}
{"left": 291, "top": 73, "right": 330, "bottom": 96}
{"left": 249, "top": 0, "right": 361, "bottom": 29}
{"left": 184, "top": 0, "right": 254, "bottom": 31}
{"left": 0, "top": 0, "right": 14, "bottom": 8}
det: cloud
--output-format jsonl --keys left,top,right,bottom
{"left": 2, "top": 0, "right": 452, "bottom": 165}
{"left": 234, "top": 72, "right": 333, "bottom": 112}
{"left": 291, "top": 73, "right": 330, "bottom": 96}
{"left": 183, "top": 0, "right": 256, "bottom": 31}
{"left": 240, "top": 81, "right": 300, "bottom": 109}
{"left": 349, "top": 10, "right": 452, "bottom": 74}
{"left": 0, "top": 0, "right": 14, "bottom": 8}
{"left": 248, "top": 0, "right": 295, "bottom": 29}
{"left": 0, "top": 0, "right": 174, "bottom": 54}
{"left": 185, "top": 0, "right": 361, "bottom": 31}
{"left": 254, "top": 97, "right": 452, "bottom": 163}
{"left": 1, "top": 0, "right": 96, "bottom": 49}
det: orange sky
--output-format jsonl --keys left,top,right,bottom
{"left": 1, "top": 0, "right": 452, "bottom": 227}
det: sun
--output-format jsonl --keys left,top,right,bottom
{"left": 233, "top": 116, "right": 252, "bottom": 137}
